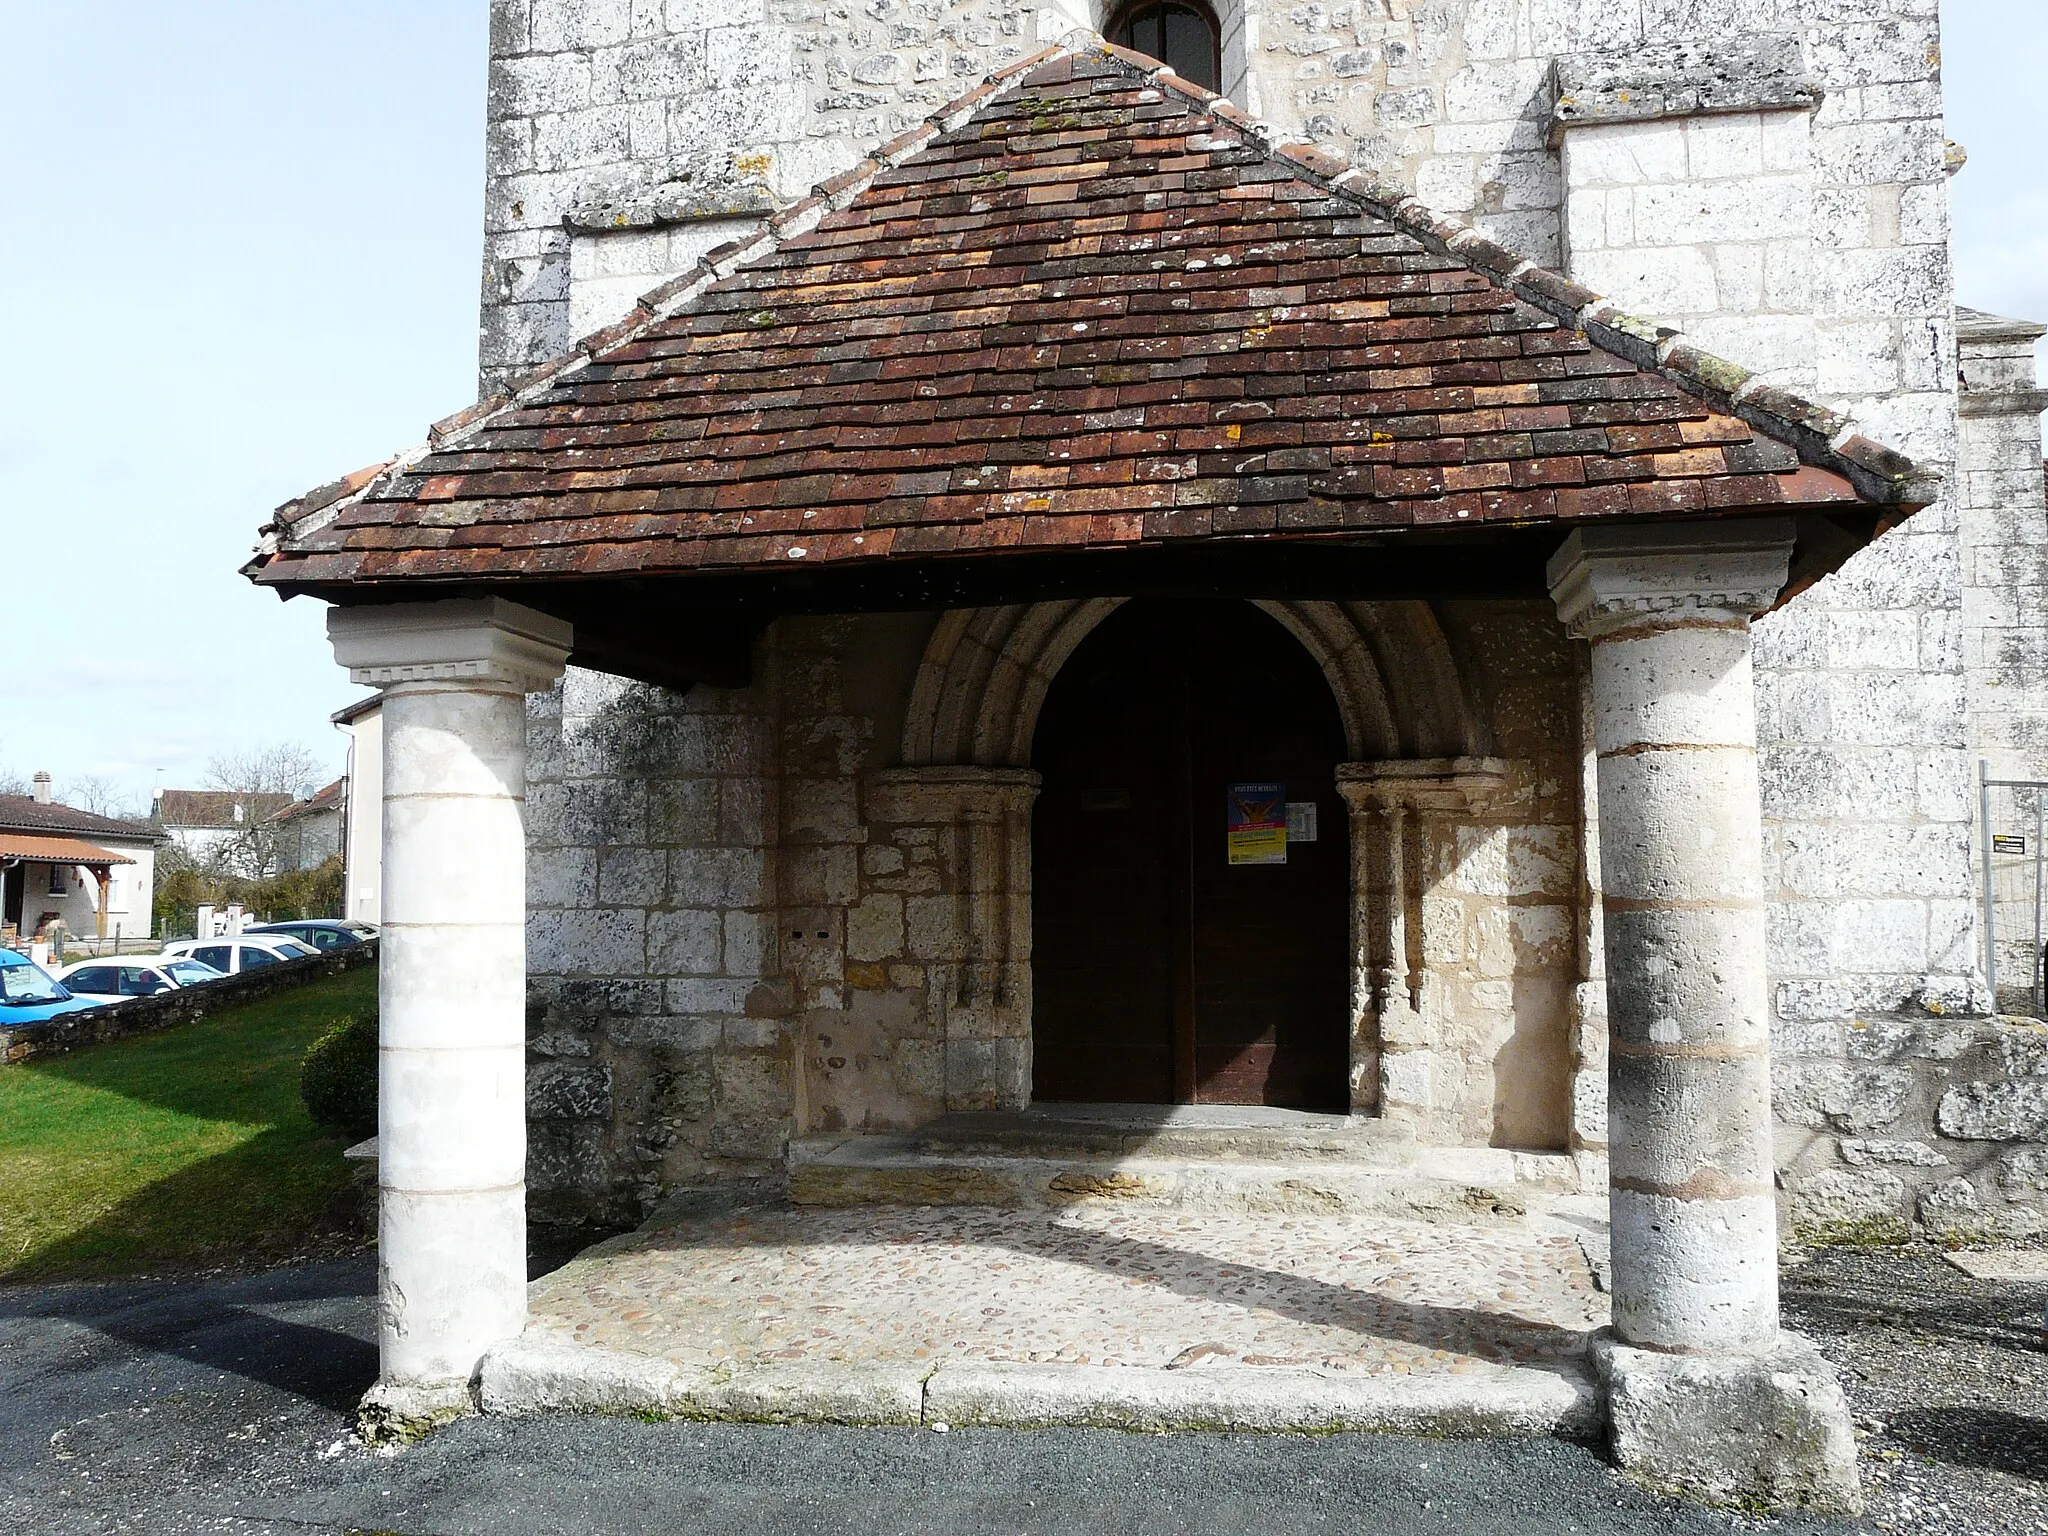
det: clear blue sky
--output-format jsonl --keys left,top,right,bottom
{"left": 1, "top": 2, "right": 2043, "bottom": 811}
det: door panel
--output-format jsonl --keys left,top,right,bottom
{"left": 1031, "top": 599, "right": 1350, "bottom": 1109}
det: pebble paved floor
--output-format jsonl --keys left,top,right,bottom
{"left": 525, "top": 1205, "right": 1608, "bottom": 1380}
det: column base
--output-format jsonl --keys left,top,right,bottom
{"left": 357, "top": 1378, "right": 477, "bottom": 1445}
{"left": 1591, "top": 1329, "right": 1861, "bottom": 1515}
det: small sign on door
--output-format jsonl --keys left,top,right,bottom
{"left": 1286, "top": 801, "right": 1318, "bottom": 842}
{"left": 1995, "top": 833, "right": 2029, "bottom": 855}
{"left": 1227, "top": 782, "right": 1287, "bottom": 865}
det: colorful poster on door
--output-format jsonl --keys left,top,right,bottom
{"left": 1226, "top": 782, "right": 1287, "bottom": 865}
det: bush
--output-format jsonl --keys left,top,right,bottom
{"left": 300, "top": 1009, "right": 377, "bottom": 1140}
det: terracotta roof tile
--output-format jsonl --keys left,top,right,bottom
{"left": 250, "top": 40, "right": 1933, "bottom": 593}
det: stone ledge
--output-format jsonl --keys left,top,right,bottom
{"left": 476, "top": 1334, "right": 1598, "bottom": 1437}
{"left": 1551, "top": 37, "right": 1820, "bottom": 144}
{"left": 1593, "top": 1329, "right": 1860, "bottom": 1515}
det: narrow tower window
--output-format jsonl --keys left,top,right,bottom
{"left": 1107, "top": 0, "right": 1222, "bottom": 94}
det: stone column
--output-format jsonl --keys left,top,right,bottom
{"left": 1549, "top": 523, "right": 1858, "bottom": 1513}
{"left": 327, "top": 597, "right": 572, "bottom": 1429}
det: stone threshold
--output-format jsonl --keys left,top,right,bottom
{"left": 477, "top": 1335, "right": 1600, "bottom": 1437}
{"left": 789, "top": 1111, "right": 1595, "bottom": 1219}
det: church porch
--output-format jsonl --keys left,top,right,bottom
{"left": 258, "top": 41, "right": 1940, "bottom": 1510}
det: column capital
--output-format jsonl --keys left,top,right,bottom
{"left": 1336, "top": 757, "right": 1511, "bottom": 814}
{"left": 1546, "top": 520, "right": 1796, "bottom": 639}
{"left": 327, "top": 598, "right": 573, "bottom": 694}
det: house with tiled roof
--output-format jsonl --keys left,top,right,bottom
{"left": 245, "top": 3, "right": 2048, "bottom": 1505}
{"left": 269, "top": 778, "right": 348, "bottom": 874}
{"left": 0, "top": 774, "right": 165, "bottom": 946}
{"left": 150, "top": 788, "right": 295, "bottom": 867}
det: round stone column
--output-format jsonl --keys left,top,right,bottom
{"left": 327, "top": 598, "right": 572, "bottom": 1423}
{"left": 1548, "top": 521, "right": 1794, "bottom": 1356}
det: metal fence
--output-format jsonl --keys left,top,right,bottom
{"left": 1980, "top": 762, "right": 2048, "bottom": 1017}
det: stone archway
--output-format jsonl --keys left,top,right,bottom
{"left": 879, "top": 597, "right": 1505, "bottom": 1116}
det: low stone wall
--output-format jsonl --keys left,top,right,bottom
{"left": 1777, "top": 1011, "right": 2048, "bottom": 1243}
{"left": 0, "top": 943, "right": 377, "bottom": 1064}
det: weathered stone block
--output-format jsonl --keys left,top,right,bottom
{"left": 2001, "top": 1146, "right": 2048, "bottom": 1200}
{"left": 1773, "top": 1059, "right": 1912, "bottom": 1132}
{"left": 528, "top": 1061, "right": 614, "bottom": 1120}
{"left": 1786, "top": 1167, "right": 1906, "bottom": 1241}
{"left": 1938, "top": 1080, "right": 2048, "bottom": 1141}
{"left": 1918, "top": 1175, "right": 2048, "bottom": 1242}
{"left": 1594, "top": 1330, "right": 1861, "bottom": 1515}
{"left": 1839, "top": 1138, "right": 1948, "bottom": 1168}
{"left": 648, "top": 908, "right": 721, "bottom": 976}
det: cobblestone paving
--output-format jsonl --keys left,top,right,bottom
{"left": 525, "top": 1204, "right": 1608, "bottom": 1380}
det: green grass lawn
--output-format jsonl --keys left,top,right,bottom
{"left": 0, "top": 964, "right": 376, "bottom": 1282}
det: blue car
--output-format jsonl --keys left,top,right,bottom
{"left": 0, "top": 947, "right": 101, "bottom": 1023}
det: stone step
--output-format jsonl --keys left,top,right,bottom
{"left": 787, "top": 1130, "right": 1587, "bottom": 1223}
{"left": 480, "top": 1335, "right": 1600, "bottom": 1439}
{"left": 908, "top": 1104, "right": 1415, "bottom": 1161}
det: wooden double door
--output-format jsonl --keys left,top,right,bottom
{"left": 1031, "top": 599, "right": 1351, "bottom": 1109}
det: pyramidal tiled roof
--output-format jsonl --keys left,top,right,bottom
{"left": 248, "top": 38, "right": 1932, "bottom": 593}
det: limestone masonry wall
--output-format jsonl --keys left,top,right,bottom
{"left": 1779, "top": 1014, "right": 2048, "bottom": 1243}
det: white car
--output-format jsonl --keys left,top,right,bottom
{"left": 56, "top": 954, "right": 228, "bottom": 1003}
{"left": 159, "top": 935, "right": 318, "bottom": 975}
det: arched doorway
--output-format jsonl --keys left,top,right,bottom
{"left": 1030, "top": 599, "right": 1351, "bottom": 1109}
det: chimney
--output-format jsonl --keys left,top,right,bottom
{"left": 31, "top": 772, "right": 52, "bottom": 806}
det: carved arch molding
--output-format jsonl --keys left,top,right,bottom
{"left": 901, "top": 598, "right": 1491, "bottom": 768}
{"left": 878, "top": 598, "right": 1501, "bottom": 1115}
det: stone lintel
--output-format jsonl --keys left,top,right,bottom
{"left": 864, "top": 765, "right": 1042, "bottom": 824}
{"left": 1550, "top": 37, "right": 1819, "bottom": 145}
{"left": 1335, "top": 757, "right": 1511, "bottom": 814}
{"left": 1593, "top": 1329, "right": 1861, "bottom": 1515}
{"left": 1959, "top": 388, "right": 2048, "bottom": 418}
{"left": 1546, "top": 521, "right": 1796, "bottom": 639}
{"left": 565, "top": 177, "right": 778, "bottom": 234}
{"left": 327, "top": 597, "right": 573, "bottom": 693}
{"left": 1957, "top": 306, "right": 2048, "bottom": 348}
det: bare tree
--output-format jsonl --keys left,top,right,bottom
{"left": 205, "top": 743, "right": 323, "bottom": 802}
{"left": 0, "top": 740, "right": 28, "bottom": 798}
{"left": 65, "top": 774, "right": 143, "bottom": 820}
{"left": 201, "top": 743, "right": 329, "bottom": 880}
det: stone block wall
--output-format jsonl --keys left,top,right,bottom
{"left": 523, "top": 656, "right": 787, "bottom": 1222}
{"left": 1958, "top": 308, "right": 2048, "bottom": 779}
{"left": 1779, "top": 1013, "right": 2048, "bottom": 1243}
{"left": 1411, "top": 603, "right": 1588, "bottom": 1153}
{"left": 1562, "top": 109, "right": 1817, "bottom": 394}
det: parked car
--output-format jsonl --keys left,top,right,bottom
{"left": 55, "top": 955, "right": 228, "bottom": 1003}
{"left": 246, "top": 919, "right": 373, "bottom": 952}
{"left": 159, "top": 935, "right": 318, "bottom": 975}
{"left": 0, "top": 947, "right": 100, "bottom": 1022}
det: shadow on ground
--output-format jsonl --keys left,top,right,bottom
{"left": 569, "top": 1198, "right": 1597, "bottom": 1379}
{"left": 1889, "top": 1405, "right": 2048, "bottom": 1481}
